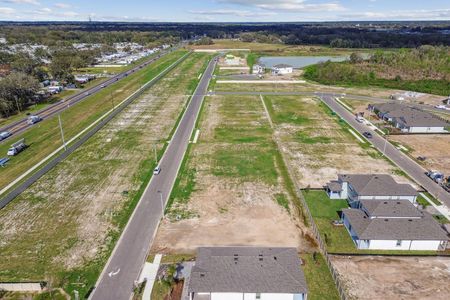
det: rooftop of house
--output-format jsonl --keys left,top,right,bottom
{"left": 337, "top": 174, "right": 418, "bottom": 197}
{"left": 372, "top": 102, "right": 449, "bottom": 128}
{"left": 273, "top": 64, "right": 293, "bottom": 69}
{"left": 342, "top": 208, "right": 448, "bottom": 241}
{"left": 188, "top": 247, "right": 308, "bottom": 294}
{"left": 360, "top": 199, "right": 423, "bottom": 218}
{"left": 326, "top": 180, "right": 342, "bottom": 192}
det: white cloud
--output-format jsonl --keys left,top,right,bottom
{"left": 340, "top": 8, "right": 450, "bottom": 20}
{"left": 217, "top": 0, "right": 345, "bottom": 12}
{"left": 190, "top": 9, "right": 276, "bottom": 18}
{"left": 0, "top": 6, "right": 15, "bottom": 14}
{"left": 54, "top": 3, "right": 72, "bottom": 9}
{"left": 1, "top": 0, "right": 40, "bottom": 5}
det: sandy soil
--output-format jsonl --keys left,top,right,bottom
{"left": 332, "top": 255, "right": 450, "bottom": 300}
{"left": 151, "top": 95, "right": 315, "bottom": 254}
{"left": 389, "top": 134, "right": 450, "bottom": 175}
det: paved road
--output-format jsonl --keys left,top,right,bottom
{"left": 213, "top": 91, "right": 450, "bottom": 115}
{"left": 0, "top": 47, "right": 177, "bottom": 144}
{"left": 319, "top": 94, "right": 450, "bottom": 206}
{"left": 90, "top": 56, "right": 217, "bottom": 300}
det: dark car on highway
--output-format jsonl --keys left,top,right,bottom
{"left": 363, "top": 131, "right": 373, "bottom": 138}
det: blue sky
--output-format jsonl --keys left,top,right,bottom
{"left": 0, "top": 0, "right": 449, "bottom": 22}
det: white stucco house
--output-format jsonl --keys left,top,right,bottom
{"left": 188, "top": 247, "right": 308, "bottom": 300}
{"left": 271, "top": 64, "right": 293, "bottom": 75}
{"left": 326, "top": 174, "right": 418, "bottom": 206}
{"left": 369, "top": 102, "right": 449, "bottom": 133}
{"left": 252, "top": 64, "right": 265, "bottom": 74}
{"left": 341, "top": 200, "right": 448, "bottom": 251}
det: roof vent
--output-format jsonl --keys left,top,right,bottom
{"left": 384, "top": 219, "right": 389, "bottom": 221}
{"left": 259, "top": 257, "right": 263, "bottom": 261}
{"left": 408, "top": 219, "right": 413, "bottom": 222}
{"left": 274, "top": 256, "right": 277, "bottom": 260}
{"left": 200, "top": 273, "right": 205, "bottom": 277}
{"left": 397, "top": 202, "right": 401, "bottom": 204}
{"left": 384, "top": 202, "right": 388, "bottom": 204}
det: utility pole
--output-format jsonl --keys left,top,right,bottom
{"left": 58, "top": 114, "right": 67, "bottom": 150}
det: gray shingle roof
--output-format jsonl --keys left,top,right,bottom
{"left": 343, "top": 209, "right": 448, "bottom": 240}
{"left": 360, "top": 199, "right": 423, "bottom": 218}
{"left": 188, "top": 247, "right": 308, "bottom": 294}
{"left": 327, "top": 181, "right": 342, "bottom": 192}
{"left": 338, "top": 174, "right": 417, "bottom": 197}
{"left": 273, "top": 64, "right": 293, "bottom": 68}
{"left": 372, "top": 102, "right": 449, "bottom": 128}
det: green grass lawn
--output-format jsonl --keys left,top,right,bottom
{"left": 301, "top": 253, "right": 340, "bottom": 300}
{"left": 0, "top": 50, "right": 188, "bottom": 192}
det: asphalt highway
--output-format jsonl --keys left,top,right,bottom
{"left": 319, "top": 94, "right": 450, "bottom": 206}
{"left": 89, "top": 56, "right": 217, "bottom": 300}
{"left": 0, "top": 48, "right": 175, "bottom": 144}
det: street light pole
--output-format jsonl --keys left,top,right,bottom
{"left": 383, "top": 137, "right": 387, "bottom": 155}
{"left": 58, "top": 114, "right": 67, "bottom": 150}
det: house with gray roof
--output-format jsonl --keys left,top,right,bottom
{"left": 188, "top": 247, "right": 308, "bottom": 300}
{"left": 369, "top": 102, "right": 449, "bottom": 133}
{"left": 326, "top": 174, "right": 418, "bottom": 206}
{"left": 271, "top": 64, "right": 293, "bottom": 75}
{"left": 341, "top": 200, "right": 448, "bottom": 251}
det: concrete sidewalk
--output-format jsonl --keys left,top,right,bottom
{"left": 139, "top": 254, "right": 162, "bottom": 300}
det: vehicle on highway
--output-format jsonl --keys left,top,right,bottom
{"left": 100, "top": 84, "right": 106, "bottom": 88}
{"left": 7, "top": 139, "right": 27, "bottom": 156}
{"left": 355, "top": 115, "right": 364, "bottom": 123}
{"left": 426, "top": 170, "right": 444, "bottom": 183}
{"left": 0, "top": 131, "right": 12, "bottom": 140}
{"left": 363, "top": 131, "right": 373, "bottom": 138}
{"left": 153, "top": 166, "right": 161, "bottom": 175}
{"left": 27, "top": 115, "right": 42, "bottom": 125}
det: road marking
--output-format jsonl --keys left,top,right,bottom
{"left": 347, "top": 128, "right": 366, "bottom": 143}
{"left": 197, "top": 73, "right": 201, "bottom": 80}
{"left": 108, "top": 268, "right": 120, "bottom": 277}
{"left": 192, "top": 129, "right": 200, "bottom": 144}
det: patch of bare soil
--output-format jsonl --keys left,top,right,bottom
{"left": 331, "top": 255, "right": 450, "bottom": 300}
{"left": 389, "top": 134, "right": 450, "bottom": 175}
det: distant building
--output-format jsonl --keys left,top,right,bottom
{"left": 252, "top": 64, "right": 264, "bottom": 74}
{"left": 369, "top": 102, "right": 449, "bottom": 133}
{"left": 271, "top": 64, "right": 293, "bottom": 75}
{"left": 326, "top": 174, "right": 418, "bottom": 206}
{"left": 342, "top": 200, "right": 448, "bottom": 251}
{"left": 188, "top": 247, "right": 308, "bottom": 300}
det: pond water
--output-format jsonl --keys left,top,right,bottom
{"left": 258, "top": 55, "right": 349, "bottom": 68}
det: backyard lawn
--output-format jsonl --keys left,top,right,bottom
{"left": 301, "top": 253, "right": 340, "bottom": 300}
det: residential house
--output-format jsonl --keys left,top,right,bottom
{"left": 369, "top": 102, "right": 449, "bottom": 133}
{"left": 271, "top": 64, "right": 293, "bottom": 75}
{"left": 326, "top": 174, "right": 418, "bottom": 206}
{"left": 188, "top": 247, "right": 308, "bottom": 300}
{"left": 252, "top": 64, "right": 265, "bottom": 74}
{"left": 341, "top": 199, "right": 448, "bottom": 250}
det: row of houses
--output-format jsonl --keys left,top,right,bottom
{"left": 326, "top": 174, "right": 448, "bottom": 251}
{"left": 369, "top": 102, "right": 449, "bottom": 133}
{"left": 252, "top": 63, "right": 294, "bottom": 76}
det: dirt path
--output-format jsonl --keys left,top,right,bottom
{"left": 332, "top": 255, "right": 450, "bottom": 300}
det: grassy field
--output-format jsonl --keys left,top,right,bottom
{"left": 0, "top": 50, "right": 188, "bottom": 192}
{"left": 189, "top": 39, "right": 369, "bottom": 56}
{"left": 0, "top": 52, "right": 210, "bottom": 297}
{"left": 300, "top": 253, "right": 340, "bottom": 300}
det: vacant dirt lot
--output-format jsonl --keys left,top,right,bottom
{"left": 264, "top": 95, "right": 409, "bottom": 188}
{"left": 389, "top": 134, "right": 450, "bottom": 175}
{"left": 332, "top": 255, "right": 450, "bottom": 300}
{"left": 151, "top": 95, "right": 315, "bottom": 254}
{"left": 0, "top": 53, "right": 209, "bottom": 281}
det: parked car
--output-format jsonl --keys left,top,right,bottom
{"left": 153, "top": 166, "right": 161, "bottom": 175}
{"left": 426, "top": 170, "right": 444, "bottom": 183}
{"left": 27, "top": 115, "right": 42, "bottom": 125}
{"left": 355, "top": 116, "right": 364, "bottom": 123}
{"left": 0, "top": 131, "right": 12, "bottom": 140}
{"left": 7, "top": 139, "right": 27, "bottom": 156}
{"left": 363, "top": 131, "right": 373, "bottom": 138}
